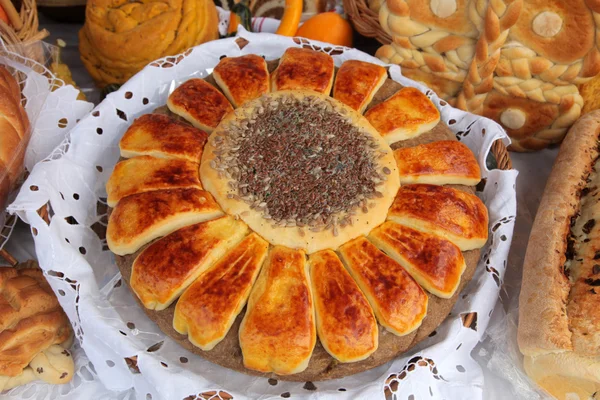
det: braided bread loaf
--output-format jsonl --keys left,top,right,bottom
{"left": 376, "top": 0, "right": 600, "bottom": 151}
{"left": 0, "top": 66, "right": 30, "bottom": 211}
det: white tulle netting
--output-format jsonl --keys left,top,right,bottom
{"left": 0, "top": 42, "right": 93, "bottom": 252}
{"left": 8, "top": 29, "right": 517, "bottom": 400}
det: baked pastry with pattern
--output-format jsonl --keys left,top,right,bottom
{"left": 174, "top": 233, "right": 268, "bottom": 350}
{"left": 309, "top": 250, "right": 378, "bottom": 362}
{"left": 167, "top": 78, "right": 233, "bottom": 132}
{"left": 333, "top": 60, "right": 387, "bottom": 113}
{"left": 369, "top": 222, "right": 466, "bottom": 298}
{"left": 107, "top": 188, "right": 223, "bottom": 255}
{"left": 393, "top": 141, "right": 481, "bottom": 185}
{"left": 106, "top": 48, "right": 489, "bottom": 381}
{"left": 130, "top": 216, "right": 248, "bottom": 310}
{"left": 239, "top": 246, "right": 316, "bottom": 375}
{"left": 106, "top": 156, "right": 202, "bottom": 207}
{"left": 365, "top": 87, "right": 440, "bottom": 144}
{"left": 338, "top": 237, "right": 428, "bottom": 336}
{"left": 120, "top": 114, "right": 208, "bottom": 163}
{"left": 271, "top": 47, "right": 335, "bottom": 94}
{"left": 388, "top": 184, "right": 488, "bottom": 251}
{"left": 0, "top": 265, "right": 74, "bottom": 390}
{"left": 214, "top": 55, "right": 270, "bottom": 107}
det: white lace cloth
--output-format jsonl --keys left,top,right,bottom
{"left": 7, "top": 29, "right": 517, "bottom": 400}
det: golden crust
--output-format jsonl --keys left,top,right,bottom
{"left": 0, "top": 267, "right": 72, "bottom": 377}
{"left": 368, "top": 222, "right": 466, "bottom": 298}
{"left": 107, "top": 188, "right": 224, "bottom": 256}
{"left": 200, "top": 91, "right": 400, "bottom": 253}
{"left": 239, "top": 246, "right": 316, "bottom": 375}
{"left": 271, "top": 47, "right": 335, "bottom": 94}
{"left": 333, "top": 60, "right": 387, "bottom": 114}
{"left": 393, "top": 141, "right": 481, "bottom": 185}
{"left": 106, "top": 156, "right": 202, "bottom": 207}
{"left": 338, "top": 237, "right": 428, "bottom": 336}
{"left": 365, "top": 87, "right": 440, "bottom": 144}
{"left": 119, "top": 114, "right": 208, "bottom": 163}
{"left": 167, "top": 78, "right": 233, "bottom": 132}
{"left": 387, "top": 184, "right": 488, "bottom": 251}
{"left": 174, "top": 233, "right": 268, "bottom": 350}
{"left": 130, "top": 216, "right": 248, "bottom": 310}
{"left": 308, "top": 250, "right": 378, "bottom": 363}
{"left": 213, "top": 55, "right": 270, "bottom": 107}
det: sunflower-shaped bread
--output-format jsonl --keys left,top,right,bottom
{"left": 106, "top": 47, "right": 488, "bottom": 381}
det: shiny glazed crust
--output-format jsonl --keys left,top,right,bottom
{"left": 393, "top": 141, "right": 481, "bottom": 185}
{"left": 308, "top": 250, "right": 378, "bottom": 362}
{"left": 130, "top": 217, "right": 248, "bottom": 310}
{"left": 213, "top": 55, "right": 270, "bottom": 107}
{"left": 338, "top": 237, "right": 428, "bottom": 336}
{"left": 119, "top": 114, "right": 208, "bottom": 163}
{"left": 333, "top": 60, "right": 387, "bottom": 114}
{"left": 365, "top": 87, "right": 440, "bottom": 144}
{"left": 368, "top": 222, "right": 466, "bottom": 298}
{"left": 106, "top": 156, "right": 202, "bottom": 207}
{"left": 107, "top": 188, "right": 223, "bottom": 255}
{"left": 271, "top": 47, "right": 335, "bottom": 94}
{"left": 174, "top": 233, "right": 268, "bottom": 350}
{"left": 387, "top": 184, "right": 489, "bottom": 251}
{"left": 239, "top": 246, "right": 316, "bottom": 375}
{"left": 167, "top": 78, "right": 233, "bottom": 132}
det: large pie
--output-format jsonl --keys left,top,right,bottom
{"left": 105, "top": 47, "right": 488, "bottom": 381}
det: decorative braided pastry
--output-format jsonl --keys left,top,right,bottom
{"left": 375, "top": 0, "right": 600, "bottom": 151}
{"left": 455, "top": 0, "right": 522, "bottom": 114}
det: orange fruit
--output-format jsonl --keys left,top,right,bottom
{"left": 295, "top": 12, "right": 354, "bottom": 48}
{"left": 0, "top": 6, "right": 9, "bottom": 25}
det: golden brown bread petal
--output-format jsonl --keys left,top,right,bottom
{"left": 213, "top": 55, "right": 270, "bottom": 107}
{"left": 130, "top": 216, "right": 248, "bottom": 310}
{"left": 167, "top": 78, "right": 233, "bottom": 132}
{"left": 333, "top": 60, "right": 387, "bottom": 113}
{"left": 0, "top": 310, "right": 72, "bottom": 377}
{"left": 107, "top": 188, "right": 224, "bottom": 256}
{"left": 271, "top": 47, "right": 335, "bottom": 94}
{"left": 119, "top": 114, "right": 208, "bottom": 163}
{"left": 364, "top": 87, "right": 440, "bottom": 144}
{"left": 338, "top": 237, "right": 428, "bottom": 336}
{"left": 239, "top": 246, "right": 316, "bottom": 375}
{"left": 368, "top": 222, "right": 466, "bottom": 298}
{"left": 393, "top": 140, "right": 481, "bottom": 185}
{"left": 387, "top": 184, "right": 488, "bottom": 251}
{"left": 308, "top": 250, "right": 378, "bottom": 363}
{"left": 174, "top": 233, "right": 268, "bottom": 350}
{"left": 105, "top": 155, "right": 202, "bottom": 207}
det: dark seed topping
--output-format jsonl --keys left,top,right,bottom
{"left": 585, "top": 278, "right": 600, "bottom": 286}
{"left": 583, "top": 219, "right": 596, "bottom": 234}
{"left": 594, "top": 264, "right": 600, "bottom": 275}
{"left": 211, "top": 94, "right": 384, "bottom": 232}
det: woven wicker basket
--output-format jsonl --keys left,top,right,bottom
{"left": 0, "top": 0, "right": 48, "bottom": 63}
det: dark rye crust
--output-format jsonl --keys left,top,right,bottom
{"left": 112, "top": 60, "right": 482, "bottom": 381}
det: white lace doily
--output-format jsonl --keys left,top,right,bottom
{"left": 8, "top": 29, "right": 517, "bottom": 400}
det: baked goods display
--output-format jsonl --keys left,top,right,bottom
{"left": 0, "top": 65, "right": 30, "bottom": 213}
{"left": 518, "top": 110, "right": 600, "bottom": 399}
{"left": 105, "top": 48, "right": 489, "bottom": 380}
{"left": 0, "top": 264, "right": 74, "bottom": 391}
{"left": 78, "top": 0, "right": 219, "bottom": 87}
{"left": 373, "top": 0, "right": 600, "bottom": 152}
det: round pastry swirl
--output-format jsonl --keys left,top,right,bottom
{"left": 106, "top": 49, "right": 489, "bottom": 381}
{"left": 200, "top": 91, "right": 400, "bottom": 253}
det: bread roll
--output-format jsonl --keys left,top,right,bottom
{"left": 0, "top": 66, "right": 30, "bottom": 212}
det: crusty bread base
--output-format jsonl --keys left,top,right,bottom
{"left": 112, "top": 61, "right": 482, "bottom": 381}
